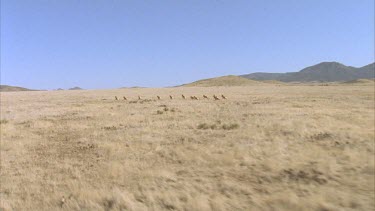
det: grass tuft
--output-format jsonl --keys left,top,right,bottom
{"left": 157, "top": 110, "right": 164, "bottom": 115}
{"left": 0, "top": 119, "right": 9, "bottom": 124}
{"left": 222, "top": 123, "right": 239, "bottom": 130}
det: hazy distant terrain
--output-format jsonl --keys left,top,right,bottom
{"left": 1, "top": 83, "right": 374, "bottom": 210}
{"left": 68, "top": 87, "right": 84, "bottom": 90}
{"left": 0, "top": 86, "right": 86, "bottom": 92}
{"left": 0, "top": 85, "right": 36, "bottom": 92}
{"left": 241, "top": 62, "right": 375, "bottom": 82}
{"left": 2, "top": 62, "right": 374, "bottom": 93}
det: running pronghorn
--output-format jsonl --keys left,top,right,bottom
{"left": 138, "top": 96, "right": 141, "bottom": 100}
{"left": 169, "top": 95, "right": 173, "bottom": 100}
{"left": 157, "top": 96, "right": 161, "bottom": 100}
{"left": 191, "top": 96, "right": 199, "bottom": 100}
{"left": 190, "top": 96, "right": 195, "bottom": 100}
{"left": 182, "top": 94, "right": 186, "bottom": 99}
{"left": 203, "top": 95, "right": 209, "bottom": 99}
{"left": 123, "top": 96, "right": 127, "bottom": 100}
{"left": 115, "top": 96, "right": 118, "bottom": 100}
{"left": 221, "top": 94, "right": 227, "bottom": 99}
{"left": 213, "top": 95, "right": 220, "bottom": 100}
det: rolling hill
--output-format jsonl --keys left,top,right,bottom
{"left": 181, "top": 75, "right": 263, "bottom": 87}
{"left": 241, "top": 62, "right": 375, "bottom": 82}
{"left": 0, "top": 85, "right": 36, "bottom": 92}
{"left": 68, "top": 87, "right": 84, "bottom": 90}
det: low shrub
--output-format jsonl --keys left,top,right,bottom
{"left": 222, "top": 123, "right": 239, "bottom": 130}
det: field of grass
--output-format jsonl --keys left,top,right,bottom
{"left": 1, "top": 85, "right": 374, "bottom": 210}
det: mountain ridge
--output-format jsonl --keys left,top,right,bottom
{"left": 241, "top": 62, "right": 375, "bottom": 82}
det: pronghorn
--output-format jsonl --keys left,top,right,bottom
{"left": 157, "top": 96, "right": 161, "bottom": 100}
{"left": 138, "top": 96, "right": 141, "bottom": 100}
{"left": 169, "top": 95, "right": 173, "bottom": 100}
{"left": 203, "top": 95, "right": 209, "bottom": 99}
{"left": 190, "top": 96, "right": 195, "bottom": 100}
{"left": 221, "top": 94, "right": 227, "bottom": 99}
{"left": 192, "top": 96, "right": 199, "bottom": 100}
{"left": 182, "top": 94, "right": 186, "bottom": 99}
{"left": 123, "top": 96, "right": 127, "bottom": 100}
{"left": 115, "top": 96, "right": 118, "bottom": 100}
{"left": 213, "top": 95, "right": 220, "bottom": 100}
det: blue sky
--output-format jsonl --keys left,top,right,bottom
{"left": 1, "top": 0, "right": 374, "bottom": 89}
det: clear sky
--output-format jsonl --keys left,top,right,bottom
{"left": 1, "top": 0, "right": 374, "bottom": 89}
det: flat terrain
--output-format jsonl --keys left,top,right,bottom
{"left": 1, "top": 85, "right": 374, "bottom": 210}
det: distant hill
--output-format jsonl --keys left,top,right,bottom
{"left": 241, "top": 62, "right": 375, "bottom": 82}
{"left": 342, "top": 79, "right": 375, "bottom": 85}
{"left": 181, "top": 75, "right": 263, "bottom": 87}
{"left": 0, "top": 85, "right": 36, "bottom": 92}
{"left": 68, "top": 87, "right": 83, "bottom": 90}
{"left": 120, "top": 86, "right": 145, "bottom": 89}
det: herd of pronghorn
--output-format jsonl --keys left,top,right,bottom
{"left": 114, "top": 94, "right": 227, "bottom": 101}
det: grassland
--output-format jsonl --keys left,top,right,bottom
{"left": 1, "top": 84, "right": 374, "bottom": 210}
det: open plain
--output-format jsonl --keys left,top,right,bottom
{"left": 1, "top": 84, "right": 374, "bottom": 210}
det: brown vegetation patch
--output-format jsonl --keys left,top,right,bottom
{"left": 278, "top": 168, "right": 328, "bottom": 185}
{"left": 310, "top": 132, "right": 333, "bottom": 141}
{"left": 0, "top": 119, "right": 9, "bottom": 124}
{"left": 197, "top": 122, "right": 239, "bottom": 130}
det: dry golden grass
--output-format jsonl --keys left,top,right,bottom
{"left": 1, "top": 85, "right": 374, "bottom": 210}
